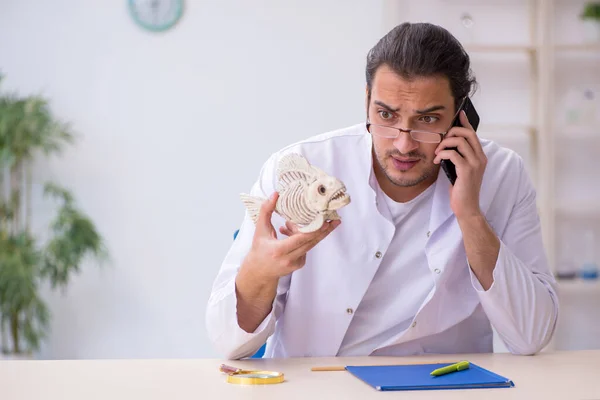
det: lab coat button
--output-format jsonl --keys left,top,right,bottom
{"left": 412, "top": 321, "right": 417, "bottom": 328}
{"left": 427, "top": 231, "right": 431, "bottom": 237}
{"left": 346, "top": 308, "right": 354, "bottom": 315}
{"left": 434, "top": 268, "right": 441, "bottom": 274}
{"left": 375, "top": 251, "right": 383, "bottom": 258}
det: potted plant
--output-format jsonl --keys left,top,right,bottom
{"left": 0, "top": 73, "right": 107, "bottom": 359}
{"left": 581, "top": 2, "right": 600, "bottom": 42}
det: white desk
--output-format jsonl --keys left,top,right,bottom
{"left": 3, "top": 350, "right": 600, "bottom": 399}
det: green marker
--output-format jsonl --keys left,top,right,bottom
{"left": 430, "top": 361, "right": 470, "bottom": 377}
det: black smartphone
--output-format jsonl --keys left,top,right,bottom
{"left": 440, "top": 97, "right": 480, "bottom": 185}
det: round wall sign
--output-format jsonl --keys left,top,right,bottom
{"left": 128, "top": 0, "right": 184, "bottom": 32}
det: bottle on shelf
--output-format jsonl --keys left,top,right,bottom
{"left": 580, "top": 229, "right": 599, "bottom": 280}
{"left": 556, "top": 234, "right": 578, "bottom": 280}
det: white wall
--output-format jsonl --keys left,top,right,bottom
{"left": 0, "top": 0, "right": 395, "bottom": 359}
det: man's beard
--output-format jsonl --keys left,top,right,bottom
{"left": 375, "top": 149, "right": 436, "bottom": 187}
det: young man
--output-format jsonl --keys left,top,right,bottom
{"left": 205, "top": 22, "right": 559, "bottom": 360}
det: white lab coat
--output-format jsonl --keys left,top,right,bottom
{"left": 205, "top": 123, "right": 559, "bottom": 360}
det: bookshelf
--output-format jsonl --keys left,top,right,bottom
{"left": 384, "top": 0, "right": 600, "bottom": 352}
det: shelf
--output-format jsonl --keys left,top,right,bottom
{"left": 478, "top": 124, "right": 536, "bottom": 140}
{"left": 479, "top": 124, "right": 535, "bottom": 132}
{"left": 487, "top": 124, "right": 535, "bottom": 134}
{"left": 464, "top": 43, "right": 600, "bottom": 54}
{"left": 465, "top": 44, "right": 536, "bottom": 53}
{"left": 556, "top": 132, "right": 600, "bottom": 141}
{"left": 556, "top": 279, "right": 600, "bottom": 294}
{"left": 554, "top": 44, "right": 600, "bottom": 52}
{"left": 556, "top": 203, "right": 600, "bottom": 218}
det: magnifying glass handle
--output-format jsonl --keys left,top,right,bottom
{"left": 219, "top": 364, "right": 242, "bottom": 375}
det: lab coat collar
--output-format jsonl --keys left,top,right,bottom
{"left": 362, "top": 126, "right": 378, "bottom": 196}
{"left": 427, "top": 169, "right": 454, "bottom": 238}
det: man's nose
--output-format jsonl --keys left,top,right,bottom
{"left": 393, "top": 130, "right": 419, "bottom": 154}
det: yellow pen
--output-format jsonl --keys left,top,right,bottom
{"left": 430, "top": 361, "right": 470, "bottom": 377}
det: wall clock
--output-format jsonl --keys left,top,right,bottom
{"left": 128, "top": 0, "right": 184, "bottom": 32}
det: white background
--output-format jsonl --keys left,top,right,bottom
{"left": 0, "top": 0, "right": 598, "bottom": 359}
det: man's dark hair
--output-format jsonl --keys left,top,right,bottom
{"left": 365, "top": 22, "right": 477, "bottom": 111}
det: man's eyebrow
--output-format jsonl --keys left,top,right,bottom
{"left": 373, "top": 100, "right": 399, "bottom": 112}
{"left": 415, "top": 105, "right": 445, "bottom": 114}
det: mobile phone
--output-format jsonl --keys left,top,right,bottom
{"left": 440, "top": 97, "right": 480, "bottom": 185}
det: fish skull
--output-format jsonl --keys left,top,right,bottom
{"left": 306, "top": 175, "right": 351, "bottom": 212}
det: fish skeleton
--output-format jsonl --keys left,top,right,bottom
{"left": 240, "top": 152, "right": 351, "bottom": 233}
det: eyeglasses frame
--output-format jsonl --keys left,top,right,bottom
{"left": 365, "top": 96, "right": 467, "bottom": 144}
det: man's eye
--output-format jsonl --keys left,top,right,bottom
{"left": 378, "top": 111, "right": 392, "bottom": 120}
{"left": 419, "top": 116, "right": 439, "bottom": 124}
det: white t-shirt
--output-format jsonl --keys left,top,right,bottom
{"left": 337, "top": 181, "right": 436, "bottom": 356}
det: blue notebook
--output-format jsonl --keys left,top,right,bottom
{"left": 345, "top": 362, "right": 514, "bottom": 391}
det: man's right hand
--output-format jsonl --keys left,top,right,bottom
{"left": 234, "top": 192, "right": 340, "bottom": 333}
{"left": 243, "top": 192, "right": 340, "bottom": 280}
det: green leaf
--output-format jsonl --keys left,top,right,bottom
{"left": 42, "top": 182, "right": 107, "bottom": 289}
{"left": 582, "top": 2, "right": 600, "bottom": 19}
{"left": 0, "top": 91, "right": 75, "bottom": 168}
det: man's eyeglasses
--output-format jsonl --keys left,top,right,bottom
{"left": 366, "top": 97, "right": 466, "bottom": 144}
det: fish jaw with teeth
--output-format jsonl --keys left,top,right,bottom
{"left": 305, "top": 172, "right": 351, "bottom": 218}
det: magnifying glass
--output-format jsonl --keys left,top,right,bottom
{"left": 219, "top": 364, "right": 285, "bottom": 385}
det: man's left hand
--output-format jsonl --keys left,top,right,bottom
{"left": 433, "top": 110, "right": 487, "bottom": 220}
